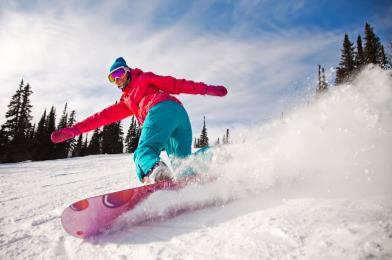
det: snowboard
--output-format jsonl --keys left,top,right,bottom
{"left": 61, "top": 175, "right": 203, "bottom": 238}
{"left": 61, "top": 147, "right": 214, "bottom": 238}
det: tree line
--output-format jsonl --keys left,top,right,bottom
{"left": 194, "top": 116, "right": 230, "bottom": 148}
{"left": 316, "top": 22, "right": 390, "bottom": 95}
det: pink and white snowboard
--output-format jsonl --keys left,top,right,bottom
{"left": 61, "top": 178, "right": 192, "bottom": 238}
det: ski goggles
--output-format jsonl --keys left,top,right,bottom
{"left": 108, "top": 67, "right": 129, "bottom": 83}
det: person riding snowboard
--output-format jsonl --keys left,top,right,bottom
{"left": 51, "top": 57, "right": 228, "bottom": 184}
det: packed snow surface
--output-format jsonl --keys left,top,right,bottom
{"left": 1, "top": 66, "right": 392, "bottom": 259}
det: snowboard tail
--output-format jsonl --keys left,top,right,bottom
{"left": 61, "top": 177, "right": 195, "bottom": 238}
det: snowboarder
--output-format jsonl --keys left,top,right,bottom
{"left": 51, "top": 57, "right": 228, "bottom": 184}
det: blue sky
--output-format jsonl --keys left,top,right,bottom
{"left": 0, "top": 0, "right": 391, "bottom": 139}
{"left": 149, "top": 0, "right": 391, "bottom": 35}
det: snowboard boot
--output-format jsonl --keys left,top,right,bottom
{"left": 143, "top": 161, "right": 173, "bottom": 184}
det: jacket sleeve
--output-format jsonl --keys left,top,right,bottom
{"left": 146, "top": 72, "right": 208, "bottom": 95}
{"left": 73, "top": 101, "right": 133, "bottom": 134}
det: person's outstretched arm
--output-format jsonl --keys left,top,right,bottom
{"left": 51, "top": 101, "right": 133, "bottom": 143}
{"left": 145, "top": 72, "right": 228, "bottom": 97}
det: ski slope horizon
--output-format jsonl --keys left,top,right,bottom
{"left": 1, "top": 66, "right": 391, "bottom": 259}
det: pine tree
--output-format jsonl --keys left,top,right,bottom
{"left": 102, "top": 124, "right": 112, "bottom": 154}
{"left": 364, "top": 23, "right": 379, "bottom": 65}
{"left": 32, "top": 110, "right": 50, "bottom": 161}
{"left": 0, "top": 127, "right": 9, "bottom": 162}
{"left": 102, "top": 122, "right": 124, "bottom": 154}
{"left": 20, "top": 83, "right": 33, "bottom": 136}
{"left": 32, "top": 108, "right": 57, "bottom": 161}
{"left": 1, "top": 80, "right": 33, "bottom": 162}
{"left": 67, "top": 110, "right": 76, "bottom": 126}
{"left": 115, "top": 122, "right": 124, "bottom": 153}
{"left": 2, "top": 80, "right": 24, "bottom": 141}
{"left": 26, "top": 124, "right": 35, "bottom": 156}
{"left": 387, "top": 40, "right": 392, "bottom": 68}
{"left": 133, "top": 118, "right": 140, "bottom": 152}
{"left": 0, "top": 82, "right": 21, "bottom": 162}
{"left": 82, "top": 135, "right": 88, "bottom": 156}
{"left": 57, "top": 104, "right": 68, "bottom": 131}
{"left": 335, "top": 34, "right": 355, "bottom": 84}
{"left": 125, "top": 120, "right": 132, "bottom": 153}
{"left": 354, "top": 35, "right": 365, "bottom": 69}
{"left": 364, "top": 22, "right": 389, "bottom": 68}
{"left": 198, "top": 116, "right": 209, "bottom": 148}
{"left": 125, "top": 117, "right": 139, "bottom": 153}
{"left": 55, "top": 103, "right": 69, "bottom": 159}
{"left": 73, "top": 135, "right": 88, "bottom": 157}
{"left": 72, "top": 134, "right": 83, "bottom": 157}
{"left": 317, "top": 65, "right": 328, "bottom": 95}
{"left": 224, "top": 129, "right": 230, "bottom": 144}
{"left": 88, "top": 128, "right": 101, "bottom": 155}
{"left": 378, "top": 45, "right": 388, "bottom": 68}
{"left": 46, "top": 106, "right": 57, "bottom": 159}
{"left": 67, "top": 110, "right": 77, "bottom": 156}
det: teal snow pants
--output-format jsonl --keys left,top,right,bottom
{"left": 133, "top": 101, "right": 192, "bottom": 182}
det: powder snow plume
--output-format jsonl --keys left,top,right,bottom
{"left": 113, "top": 65, "right": 392, "bottom": 231}
{"left": 221, "top": 65, "right": 392, "bottom": 199}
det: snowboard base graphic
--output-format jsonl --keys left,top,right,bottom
{"left": 61, "top": 176, "right": 199, "bottom": 238}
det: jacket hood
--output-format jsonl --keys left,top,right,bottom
{"left": 131, "top": 68, "right": 143, "bottom": 79}
{"left": 122, "top": 68, "right": 143, "bottom": 91}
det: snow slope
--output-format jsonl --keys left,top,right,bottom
{"left": 1, "top": 66, "right": 392, "bottom": 259}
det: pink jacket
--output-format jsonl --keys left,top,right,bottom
{"left": 74, "top": 68, "right": 211, "bottom": 133}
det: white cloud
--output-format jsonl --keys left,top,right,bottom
{"left": 0, "top": 1, "right": 342, "bottom": 141}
